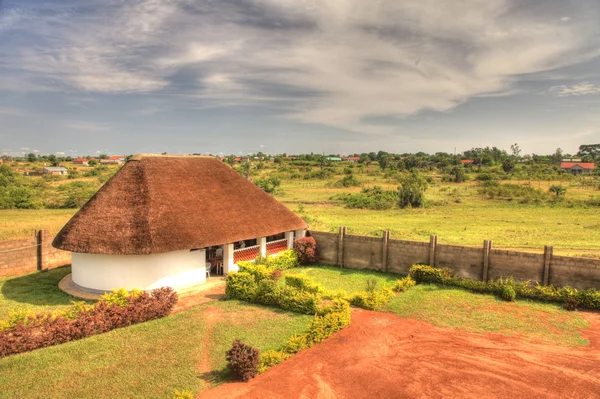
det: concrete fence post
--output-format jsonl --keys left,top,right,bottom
{"left": 382, "top": 230, "right": 389, "bottom": 272}
{"left": 429, "top": 235, "right": 438, "bottom": 267}
{"left": 337, "top": 226, "right": 346, "bottom": 267}
{"left": 36, "top": 229, "right": 47, "bottom": 271}
{"left": 482, "top": 240, "right": 491, "bottom": 282}
{"left": 543, "top": 245, "right": 553, "bottom": 286}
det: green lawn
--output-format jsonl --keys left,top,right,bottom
{"left": 0, "top": 209, "right": 75, "bottom": 241}
{"left": 282, "top": 265, "right": 398, "bottom": 294}
{"left": 286, "top": 266, "right": 590, "bottom": 347}
{"left": 0, "top": 300, "right": 312, "bottom": 398}
{"left": 384, "top": 284, "right": 589, "bottom": 347}
{"left": 0, "top": 268, "right": 312, "bottom": 398}
{"left": 293, "top": 201, "right": 600, "bottom": 257}
{"left": 0, "top": 267, "right": 82, "bottom": 320}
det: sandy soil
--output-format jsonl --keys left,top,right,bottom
{"left": 199, "top": 309, "right": 600, "bottom": 399}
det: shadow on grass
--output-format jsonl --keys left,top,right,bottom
{"left": 1, "top": 266, "right": 77, "bottom": 306}
{"left": 198, "top": 368, "right": 230, "bottom": 387}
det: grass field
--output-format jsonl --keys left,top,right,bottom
{"left": 283, "top": 265, "right": 398, "bottom": 294}
{"left": 0, "top": 299, "right": 311, "bottom": 398}
{"left": 289, "top": 266, "right": 590, "bottom": 347}
{"left": 1, "top": 162, "right": 600, "bottom": 258}
{"left": 0, "top": 267, "right": 83, "bottom": 319}
{"left": 0, "top": 209, "right": 76, "bottom": 241}
{"left": 0, "top": 265, "right": 592, "bottom": 397}
{"left": 384, "top": 284, "right": 589, "bottom": 347}
{"left": 295, "top": 201, "right": 600, "bottom": 257}
{"left": 0, "top": 268, "right": 312, "bottom": 398}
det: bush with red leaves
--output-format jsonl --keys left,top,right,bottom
{"left": 0, "top": 287, "right": 178, "bottom": 358}
{"left": 293, "top": 236, "right": 318, "bottom": 265}
{"left": 226, "top": 339, "right": 260, "bottom": 381}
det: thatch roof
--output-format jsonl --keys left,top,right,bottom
{"left": 53, "top": 155, "right": 308, "bottom": 255}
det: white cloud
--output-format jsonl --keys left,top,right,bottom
{"left": 2, "top": 0, "right": 600, "bottom": 134}
{"left": 0, "top": 107, "right": 26, "bottom": 116}
{"left": 67, "top": 122, "right": 111, "bottom": 132}
{"left": 55, "top": 152, "right": 65, "bottom": 155}
{"left": 548, "top": 82, "right": 600, "bottom": 97}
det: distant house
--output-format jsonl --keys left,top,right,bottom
{"left": 347, "top": 156, "right": 360, "bottom": 162}
{"left": 326, "top": 157, "right": 342, "bottom": 162}
{"left": 42, "top": 167, "right": 68, "bottom": 175}
{"left": 73, "top": 158, "right": 89, "bottom": 166}
{"left": 100, "top": 155, "right": 126, "bottom": 165}
{"left": 26, "top": 167, "right": 68, "bottom": 176}
{"left": 560, "top": 162, "right": 594, "bottom": 175}
{"left": 461, "top": 159, "right": 474, "bottom": 164}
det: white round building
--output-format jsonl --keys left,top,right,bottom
{"left": 53, "top": 154, "right": 307, "bottom": 293}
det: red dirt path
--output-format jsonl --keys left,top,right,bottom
{"left": 199, "top": 309, "right": 600, "bottom": 399}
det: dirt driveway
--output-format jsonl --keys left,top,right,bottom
{"left": 200, "top": 309, "right": 600, "bottom": 399}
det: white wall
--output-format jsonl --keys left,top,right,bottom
{"left": 72, "top": 249, "right": 206, "bottom": 292}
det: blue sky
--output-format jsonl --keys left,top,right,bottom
{"left": 1, "top": 0, "right": 599, "bottom": 157}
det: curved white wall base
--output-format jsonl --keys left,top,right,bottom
{"left": 71, "top": 250, "right": 206, "bottom": 292}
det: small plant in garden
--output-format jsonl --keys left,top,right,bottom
{"left": 99, "top": 287, "right": 143, "bottom": 307}
{"left": 349, "top": 286, "right": 394, "bottom": 310}
{"left": 564, "top": 297, "right": 580, "bottom": 311}
{"left": 549, "top": 184, "right": 567, "bottom": 197}
{"left": 500, "top": 285, "right": 516, "bottom": 301}
{"left": 365, "top": 277, "right": 378, "bottom": 293}
{"left": 293, "top": 236, "right": 318, "bottom": 265}
{"left": 172, "top": 389, "right": 194, "bottom": 399}
{"left": 226, "top": 339, "right": 260, "bottom": 382}
{"left": 393, "top": 276, "right": 416, "bottom": 292}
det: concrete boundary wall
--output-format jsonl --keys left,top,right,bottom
{"left": 0, "top": 230, "right": 71, "bottom": 278}
{"left": 310, "top": 228, "right": 600, "bottom": 290}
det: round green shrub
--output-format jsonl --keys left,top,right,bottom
{"left": 500, "top": 285, "right": 516, "bottom": 301}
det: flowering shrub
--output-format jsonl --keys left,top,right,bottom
{"left": 293, "top": 237, "right": 318, "bottom": 265}
{"left": 0, "top": 287, "right": 178, "bottom": 358}
{"left": 393, "top": 276, "right": 416, "bottom": 292}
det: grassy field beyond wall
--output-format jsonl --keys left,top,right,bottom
{"left": 1, "top": 162, "right": 600, "bottom": 258}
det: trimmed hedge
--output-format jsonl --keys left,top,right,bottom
{"left": 258, "top": 299, "right": 351, "bottom": 373}
{"left": 226, "top": 267, "right": 352, "bottom": 375}
{"left": 237, "top": 250, "right": 300, "bottom": 273}
{"left": 226, "top": 272, "right": 321, "bottom": 315}
{"left": 348, "top": 287, "right": 394, "bottom": 310}
{"left": 409, "top": 264, "right": 600, "bottom": 310}
{"left": 0, "top": 287, "right": 178, "bottom": 358}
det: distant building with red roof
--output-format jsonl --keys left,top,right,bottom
{"left": 461, "top": 159, "right": 473, "bottom": 164}
{"left": 560, "top": 162, "right": 594, "bottom": 175}
{"left": 73, "top": 158, "right": 89, "bottom": 166}
{"left": 100, "top": 155, "right": 126, "bottom": 165}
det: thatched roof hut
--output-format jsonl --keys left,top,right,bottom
{"left": 53, "top": 154, "right": 307, "bottom": 293}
